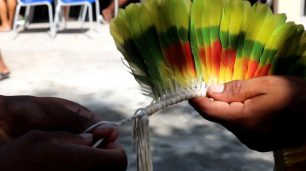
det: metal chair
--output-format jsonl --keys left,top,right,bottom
{"left": 13, "top": 0, "right": 54, "bottom": 34}
{"left": 52, "top": 0, "right": 101, "bottom": 37}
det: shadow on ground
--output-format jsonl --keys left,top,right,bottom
{"left": 32, "top": 90, "right": 274, "bottom": 171}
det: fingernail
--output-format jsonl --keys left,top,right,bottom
{"left": 209, "top": 84, "right": 224, "bottom": 93}
{"left": 80, "top": 133, "right": 93, "bottom": 141}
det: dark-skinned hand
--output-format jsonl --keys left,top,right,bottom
{"left": 0, "top": 96, "right": 127, "bottom": 171}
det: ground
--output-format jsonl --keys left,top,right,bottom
{"left": 0, "top": 22, "right": 274, "bottom": 171}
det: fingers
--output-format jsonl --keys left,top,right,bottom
{"left": 74, "top": 143, "right": 127, "bottom": 171}
{"left": 35, "top": 97, "right": 101, "bottom": 133}
{"left": 190, "top": 76, "right": 291, "bottom": 125}
{"left": 92, "top": 124, "right": 119, "bottom": 147}
{"left": 4, "top": 96, "right": 117, "bottom": 141}
{"left": 40, "top": 97, "right": 103, "bottom": 122}
{"left": 47, "top": 134, "right": 126, "bottom": 171}
{"left": 189, "top": 97, "right": 244, "bottom": 123}
{"left": 25, "top": 131, "right": 94, "bottom": 146}
{"left": 46, "top": 107, "right": 95, "bottom": 133}
{"left": 51, "top": 132, "right": 93, "bottom": 146}
{"left": 43, "top": 122, "right": 119, "bottom": 147}
{"left": 39, "top": 97, "right": 118, "bottom": 143}
{"left": 207, "top": 77, "right": 268, "bottom": 103}
{"left": 190, "top": 77, "right": 273, "bottom": 123}
{"left": 20, "top": 131, "right": 127, "bottom": 171}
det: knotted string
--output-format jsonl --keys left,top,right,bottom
{"left": 83, "top": 87, "right": 207, "bottom": 171}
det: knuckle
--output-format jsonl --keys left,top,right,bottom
{"left": 109, "top": 127, "right": 118, "bottom": 135}
{"left": 261, "top": 76, "right": 274, "bottom": 86}
{"left": 227, "top": 80, "right": 243, "bottom": 97}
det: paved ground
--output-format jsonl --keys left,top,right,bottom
{"left": 0, "top": 22, "right": 274, "bottom": 171}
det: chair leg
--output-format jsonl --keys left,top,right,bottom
{"left": 87, "top": 3, "right": 93, "bottom": 31}
{"left": 47, "top": 3, "right": 54, "bottom": 36}
{"left": 53, "top": 4, "right": 61, "bottom": 37}
{"left": 24, "top": 6, "right": 34, "bottom": 28}
{"left": 94, "top": 0, "right": 101, "bottom": 25}
{"left": 13, "top": 5, "right": 21, "bottom": 33}
{"left": 59, "top": 6, "right": 66, "bottom": 29}
{"left": 80, "top": 5, "right": 88, "bottom": 29}
{"left": 114, "top": 0, "right": 118, "bottom": 17}
{"left": 78, "top": 5, "right": 85, "bottom": 21}
{"left": 24, "top": 6, "right": 31, "bottom": 29}
{"left": 56, "top": 6, "right": 64, "bottom": 29}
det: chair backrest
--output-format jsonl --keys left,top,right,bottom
{"left": 57, "top": 0, "right": 94, "bottom": 5}
{"left": 19, "top": 0, "right": 53, "bottom": 5}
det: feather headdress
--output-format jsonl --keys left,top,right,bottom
{"left": 108, "top": 0, "right": 306, "bottom": 170}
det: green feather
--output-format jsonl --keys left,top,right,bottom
{"left": 110, "top": 0, "right": 306, "bottom": 100}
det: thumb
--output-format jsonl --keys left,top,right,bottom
{"left": 207, "top": 78, "right": 267, "bottom": 103}
{"left": 44, "top": 131, "right": 94, "bottom": 146}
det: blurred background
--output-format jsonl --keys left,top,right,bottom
{"left": 0, "top": 0, "right": 304, "bottom": 170}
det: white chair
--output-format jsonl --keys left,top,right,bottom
{"left": 52, "top": 0, "right": 102, "bottom": 36}
{"left": 13, "top": 0, "right": 54, "bottom": 34}
{"left": 114, "top": 0, "right": 118, "bottom": 16}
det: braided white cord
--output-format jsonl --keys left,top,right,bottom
{"left": 83, "top": 84, "right": 207, "bottom": 149}
{"left": 83, "top": 86, "right": 207, "bottom": 132}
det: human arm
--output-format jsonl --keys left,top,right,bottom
{"left": 0, "top": 95, "right": 127, "bottom": 171}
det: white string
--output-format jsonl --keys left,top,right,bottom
{"left": 133, "top": 112, "right": 152, "bottom": 171}
{"left": 82, "top": 87, "right": 207, "bottom": 171}
{"left": 83, "top": 87, "right": 206, "bottom": 132}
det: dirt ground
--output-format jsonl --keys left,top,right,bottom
{"left": 0, "top": 22, "right": 274, "bottom": 171}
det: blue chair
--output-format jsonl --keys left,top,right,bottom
{"left": 13, "top": 0, "right": 54, "bottom": 34}
{"left": 52, "top": 0, "right": 101, "bottom": 37}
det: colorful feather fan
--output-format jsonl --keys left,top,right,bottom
{"left": 107, "top": 0, "right": 306, "bottom": 170}
{"left": 111, "top": 0, "right": 306, "bottom": 100}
